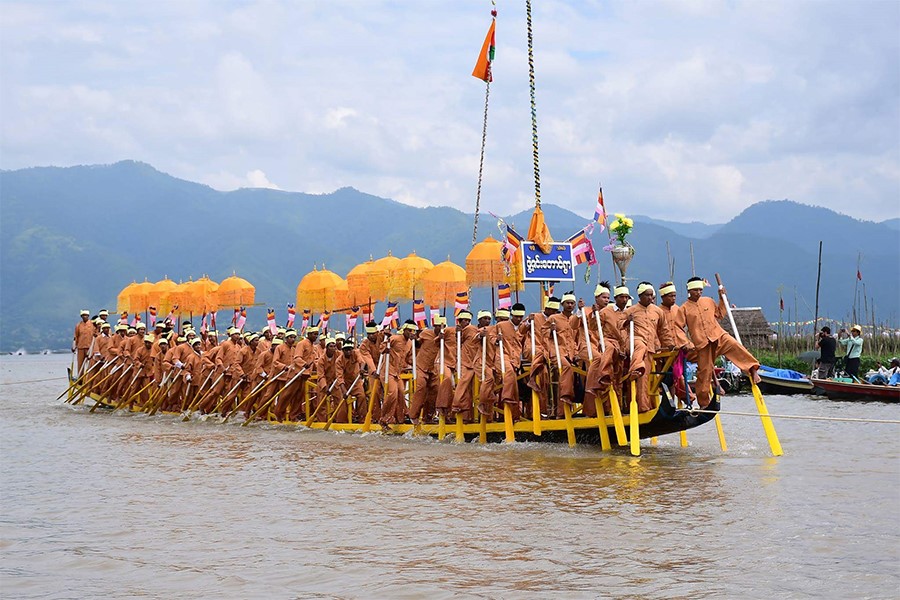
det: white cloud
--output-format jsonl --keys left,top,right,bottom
{"left": 0, "top": 0, "right": 897, "bottom": 223}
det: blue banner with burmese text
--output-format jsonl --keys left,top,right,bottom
{"left": 520, "top": 242, "right": 575, "bottom": 282}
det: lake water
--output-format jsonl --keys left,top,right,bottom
{"left": 1, "top": 354, "right": 898, "bottom": 599}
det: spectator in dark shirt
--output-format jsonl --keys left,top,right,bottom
{"left": 816, "top": 326, "right": 837, "bottom": 378}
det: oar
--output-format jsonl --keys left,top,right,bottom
{"left": 593, "top": 396, "right": 612, "bottom": 450}
{"left": 497, "top": 330, "right": 515, "bottom": 443}
{"left": 243, "top": 368, "right": 306, "bottom": 426}
{"left": 111, "top": 367, "right": 144, "bottom": 412}
{"left": 211, "top": 377, "right": 246, "bottom": 415}
{"left": 305, "top": 375, "right": 340, "bottom": 427}
{"left": 224, "top": 368, "right": 288, "bottom": 423}
{"left": 60, "top": 358, "right": 104, "bottom": 401}
{"left": 75, "top": 358, "right": 121, "bottom": 404}
{"left": 69, "top": 357, "right": 111, "bottom": 403}
{"left": 183, "top": 369, "right": 214, "bottom": 412}
{"left": 144, "top": 371, "right": 173, "bottom": 415}
{"left": 182, "top": 371, "right": 225, "bottom": 420}
{"left": 716, "top": 273, "right": 783, "bottom": 456}
{"left": 362, "top": 355, "right": 384, "bottom": 433}
{"left": 90, "top": 363, "right": 131, "bottom": 412}
{"left": 530, "top": 320, "right": 541, "bottom": 435}
{"left": 323, "top": 372, "right": 362, "bottom": 431}
{"left": 628, "top": 320, "right": 640, "bottom": 456}
{"left": 679, "top": 352, "right": 690, "bottom": 447}
{"left": 581, "top": 309, "right": 593, "bottom": 362}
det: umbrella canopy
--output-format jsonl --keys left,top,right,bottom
{"left": 117, "top": 281, "right": 138, "bottom": 315}
{"left": 168, "top": 279, "right": 194, "bottom": 314}
{"left": 296, "top": 266, "right": 350, "bottom": 313}
{"left": 190, "top": 276, "right": 220, "bottom": 314}
{"left": 346, "top": 258, "right": 388, "bottom": 305}
{"left": 422, "top": 260, "right": 467, "bottom": 307}
{"left": 370, "top": 252, "right": 401, "bottom": 301}
{"left": 217, "top": 274, "right": 255, "bottom": 309}
{"left": 465, "top": 236, "right": 525, "bottom": 291}
{"left": 127, "top": 278, "right": 154, "bottom": 313}
{"left": 389, "top": 252, "right": 434, "bottom": 301}
{"left": 148, "top": 277, "right": 178, "bottom": 315}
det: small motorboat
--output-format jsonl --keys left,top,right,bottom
{"left": 757, "top": 365, "right": 814, "bottom": 395}
{"left": 810, "top": 377, "right": 900, "bottom": 402}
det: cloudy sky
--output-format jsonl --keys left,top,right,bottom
{"left": 2, "top": 0, "right": 898, "bottom": 223}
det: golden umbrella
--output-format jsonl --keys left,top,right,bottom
{"left": 217, "top": 273, "right": 255, "bottom": 309}
{"left": 466, "top": 236, "right": 525, "bottom": 291}
{"left": 389, "top": 252, "right": 434, "bottom": 301}
{"left": 127, "top": 278, "right": 154, "bottom": 314}
{"left": 422, "top": 259, "right": 467, "bottom": 308}
{"left": 168, "top": 279, "right": 194, "bottom": 314}
{"left": 346, "top": 258, "right": 387, "bottom": 306}
{"left": 148, "top": 277, "right": 178, "bottom": 315}
{"left": 190, "top": 275, "right": 220, "bottom": 314}
{"left": 370, "top": 251, "right": 401, "bottom": 301}
{"left": 117, "top": 281, "right": 138, "bottom": 315}
{"left": 296, "top": 266, "right": 350, "bottom": 314}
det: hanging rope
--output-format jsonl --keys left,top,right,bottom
{"left": 525, "top": 0, "right": 541, "bottom": 208}
{"left": 472, "top": 79, "right": 491, "bottom": 247}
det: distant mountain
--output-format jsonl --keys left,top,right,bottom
{"left": 883, "top": 217, "right": 900, "bottom": 231}
{"left": 1, "top": 161, "right": 897, "bottom": 351}
{"left": 631, "top": 215, "right": 723, "bottom": 239}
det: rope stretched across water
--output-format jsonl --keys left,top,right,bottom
{"left": 689, "top": 408, "right": 900, "bottom": 425}
{"left": 0, "top": 377, "right": 68, "bottom": 386}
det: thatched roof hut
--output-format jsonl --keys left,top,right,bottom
{"left": 718, "top": 307, "right": 774, "bottom": 349}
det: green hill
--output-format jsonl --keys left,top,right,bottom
{"left": 1, "top": 161, "right": 897, "bottom": 351}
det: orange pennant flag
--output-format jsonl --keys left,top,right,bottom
{"left": 472, "top": 20, "right": 496, "bottom": 82}
{"left": 527, "top": 205, "right": 554, "bottom": 254}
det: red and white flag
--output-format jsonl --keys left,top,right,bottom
{"left": 267, "top": 308, "right": 277, "bottom": 334}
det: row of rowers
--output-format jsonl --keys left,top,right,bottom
{"left": 76, "top": 277, "right": 761, "bottom": 427}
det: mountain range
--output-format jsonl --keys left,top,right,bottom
{"left": 1, "top": 161, "right": 897, "bottom": 352}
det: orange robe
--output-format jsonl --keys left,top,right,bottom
{"left": 677, "top": 295, "right": 759, "bottom": 408}
{"left": 380, "top": 334, "right": 411, "bottom": 425}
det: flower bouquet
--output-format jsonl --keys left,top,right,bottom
{"left": 604, "top": 213, "right": 635, "bottom": 283}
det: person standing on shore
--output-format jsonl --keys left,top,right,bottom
{"left": 838, "top": 325, "right": 864, "bottom": 378}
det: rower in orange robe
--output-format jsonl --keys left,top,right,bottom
{"left": 545, "top": 295, "right": 577, "bottom": 417}
{"left": 473, "top": 311, "right": 498, "bottom": 422}
{"left": 623, "top": 282, "right": 674, "bottom": 412}
{"left": 579, "top": 282, "right": 625, "bottom": 416}
{"left": 494, "top": 308, "right": 523, "bottom": 420}
{"left": 676, "top": 277, "right": 761, "bottom": 409}
{"left": 72, "top": 310, "right": 95, "bottom": 375}
{"left": 314, "top": 337, "right": 340, "bottom": 422}
{"left": 658, "top": 281, "right": 694, "bottom": 404}
{"left": 524, "top": 301, "right": 555, "bottom": 418}
{"left": 287, "top": 326, "right": 319, "bottom": 422}
{"left": 450, "top": 311, "right": 477, "bottom": 422}
{"left": 177, "top": 338, "right": 204, "bottom": 411}
{"left": 270, "top": 330, "right": 300, "bottom": 421}
{"left": 358, "top": 322, "right": 384, "bottom": 423}
{"left": 335, "top": 341, "right": 366, "bottom": 423}
{"left": 408, "top": 317, "right": 452, "bottom": 424}
{"left": 245, "top": 337, "right": 279, "bottom": 417}
{"left": 380, "top": 322, "right": 415, "bottom": 427}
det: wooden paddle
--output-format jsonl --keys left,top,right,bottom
{"left": 716, "top": 273, "right": 783, "bottom": 456}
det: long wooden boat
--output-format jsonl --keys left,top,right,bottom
{"left": 757, "top": 364, "right": 814, "bottom": 395}
{"left": 810, "top": 378, "right": 900, "bottom": 402}
{"left": 65, "top": 350, "right": 718, "bottom": 448}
